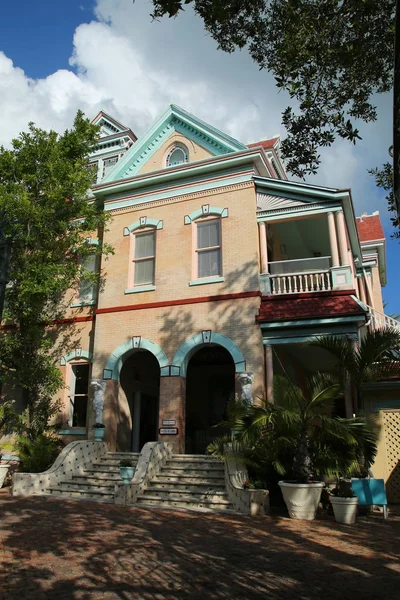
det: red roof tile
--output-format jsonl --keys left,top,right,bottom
{"left": 248, "top": 137, "right": 279, "bottom": 151}
{"left": 356, "top": 214, "right": 385, "bottom": 243}
{"left": 256, "top": 291, "right": 366, "bottom": 323}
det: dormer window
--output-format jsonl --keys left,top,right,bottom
{"left": 166, "top": 144, "right": 188, "bottom": 167}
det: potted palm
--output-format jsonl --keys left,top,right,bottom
{"left": 93, "top": 422, "right": 105, "bottom": 441}
{"left": 119, "top": 459, "right": 135, "bottom": 484}
{"left": 209, "top": 373, "right": 377, "bottom": 521}
{"left": 329, "top": 479, "right": 359, "bottom": 524}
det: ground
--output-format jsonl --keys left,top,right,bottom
{"left": 0, "top": 491, "right": 399, "bottom": 599}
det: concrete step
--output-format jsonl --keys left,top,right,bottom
{"left": 143, "top": 488, "right": 228, "bottom": 501}
{"left": 154, "top": 472, "right": 225, "bottom": 483}
{"left": 159, "top": 467, "right": 224, "bottom": 477}
{"left": 166, "top": 459, "right": 223, "bottom": 469}
{"left": 84, "top": 466, "right": 122, "bottom": 474}
{"left": 173, "top": 454, "right": 221, "bottom": 461}
{"left": 108, "top": 452, "right": 139, "bottom": 459}
{"left": 73, "top": 473, "right": 121, "bottom": 483}
{"left": 136, "top": 494, "right": 232, "bottom": 511}
{"left": 151, "top": 479, "right": 225, "bottom": 489}
{"left": 57, "top": 481, "right": 115, "bottom": 492}
{"left": 47, "top": 487, "right": 114, "bottom": 502}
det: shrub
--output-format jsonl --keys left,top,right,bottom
{"left": 16, "top": 434, "right": 61, "bottom": 473}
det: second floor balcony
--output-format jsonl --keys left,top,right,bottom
{"left": 258, "top": 211, "right": 355, "bottom": 296}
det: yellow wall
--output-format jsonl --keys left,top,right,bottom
{"left": 136, "top": 133, "right": 213, "bottom": 176}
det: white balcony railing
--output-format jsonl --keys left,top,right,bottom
{"left": 269, "top": 256, "right": 331, "bottom": 276}
{"left": 365, "top": 305, "right": 400, "bottom": 331}
{"left": 269, "top": 270, "right": 332, "bottom": 295}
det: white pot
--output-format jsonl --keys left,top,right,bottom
{"left": 279, "top": 481, "right": 324, "bottom": 520}
{"left": 330, "top": 496, "right": 359, "bottom": 525}
{"left": 0, "top": 465, "right": 9, "bottom": 488}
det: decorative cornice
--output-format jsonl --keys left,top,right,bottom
{"left": 106, "top": 181, "right": 253, "bottom": 215}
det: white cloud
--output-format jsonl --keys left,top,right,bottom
{"left": 0, "top": 0, "right": 392, "bottom": 224}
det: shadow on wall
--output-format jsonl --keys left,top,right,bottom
{"left": 0, "top": 495, "right": 399, "bottom": 599}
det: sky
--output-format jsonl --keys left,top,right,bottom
{"left": 0, "top": 0, "right": 398, "bottom": 312}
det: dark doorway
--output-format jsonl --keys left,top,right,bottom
{"left": 185, "top": 345, "right": 235, "bottom": 454}
{"left": 120, "top": 350, "right": 160, "bottom": 451}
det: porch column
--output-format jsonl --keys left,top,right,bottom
{"left": 264, "top": 344, "right": 274, "bottom": 404}
{"left": 327, "top": 211, "right": 339, "bottom": 267}
{"left": 363, "top": 270, "right": 374, "bottom": 309}
{"left": 258, "top": 221, "right": 269, "bottom": 274}
{"left": 132, "top": 390, "right": 141, "bottom": 452}
{"left": 335, "top": 210, "right": 349, "bottom": 266}
{"left": 358, "top": 276, "right": 367, "bottom": 304}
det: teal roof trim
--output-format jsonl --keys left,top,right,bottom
{"left": 103, "top": 337, "right": 168, "bottom": 380}
{"left": 123, "top": 218, "right": 163, "bottom": 236}
{"left": 60, "top": 350, "right": 93, "bottom": 365}
{"left": 102, "top": 104, "right": 246, "bottom": 183}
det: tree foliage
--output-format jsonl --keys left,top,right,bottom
{"left": 151, "top": 0, "right": 396, "bottom": 211}
{"left": 0, "top": 112, "right": 108, "bottom": 431}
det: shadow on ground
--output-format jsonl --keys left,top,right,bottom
{"left": 0, "top": 493, "right": 399, "bottom": 599}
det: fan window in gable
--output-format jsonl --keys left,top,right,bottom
{"left": 166, "top": 145, "right": 188, "bottom": 167}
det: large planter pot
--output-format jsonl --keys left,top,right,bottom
{"left": 330, "top": 496, "right": 359, "bottom": 525}
{"left": 0, "top": 465, "right": 9, "bottom": 488}
{"left": 120, "top": 466, "right": 135, "bottom": 485}
{"left": 279, "top": 481, "right": 325, "bottom": 520}
{"left": 93, "top": 428, "right": 105, "bottom": 441}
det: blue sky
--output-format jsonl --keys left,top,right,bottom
{"left": 0, "top": 0, "right": 398, "bottom": 312}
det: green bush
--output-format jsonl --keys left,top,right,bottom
{"left": 16, "top": 434, "right": 61, "bottom": 473}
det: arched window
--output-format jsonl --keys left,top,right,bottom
{"left": 166, "top": 144, "right": 188, "bottom": 167}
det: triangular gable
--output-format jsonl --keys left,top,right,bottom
{"left": 257, "top": 193, "right": 305, "bottom": 212}
{"left": 91, "top": 111, "right": 132, "bottom": 138}
{"left": 102, "top": 104, "right": 247, "bottom": 183}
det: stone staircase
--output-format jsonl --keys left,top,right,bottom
{"left": 46, "top": 452, "right": 139, "bottom": 504}
{"left": 136, "top": 454, "right": 233, "bottom": 512}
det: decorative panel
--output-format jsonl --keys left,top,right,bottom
{"left": 383, "top": 410, "right": 400, "bottom": 503}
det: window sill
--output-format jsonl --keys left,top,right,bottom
{"left": 189, "top": 276, "right": 224, "bottom": 286}
{"left": 59, "top": 428, "right": 87, "bottom": 435}
{"left": 125, "top": 285, "right": 156, "bottom": 294}
{"left": 70, "top": 301, "right": 96, "bottom": 307}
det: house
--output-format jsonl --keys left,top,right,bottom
{"left": 54, "top": 104, "right": 399, "bottom": 470}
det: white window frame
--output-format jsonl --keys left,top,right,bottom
{"left": 78, "top": 253, "right": 98, "bottom": 304}
{"left": 128, "top": 228, "right": 157, "bottom": 290}
{"left": 67, "top": 361, "right": 90, "bottom": 428}
{"left": 193, "top": 217, "right": 222, "bottom": 280}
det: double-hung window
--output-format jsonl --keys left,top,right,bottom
{"left": 79, "top": 254, "right": 97, "bottom": 303}
{"left": 69, "top": 363, "right": 89, "bottom": 427}
{"left": 133, "top": 231, "right": 156, "bottom": 286}
{"left": 196, "top": 219, "right": 221, "bottom": 278}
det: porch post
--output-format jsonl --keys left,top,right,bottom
{"left": 264, "top": 344, "right": 274, "bottom": 404}
{"left": 363, "top": 269, "right": 374, "bottom": 308}
{"left": 327, "top": 211, "right": 339, "bottom": 267}
{"left": 335, "top": 210, "right": 349, "bottom": 266}
{"left": 258, "top": 221, "right": 269, "bottom": 274}
{"left": 132, "top": 390, "right": 141, "bottom": 452}
{"left": 358, "top": 276, "right": 367, "bottom": 304}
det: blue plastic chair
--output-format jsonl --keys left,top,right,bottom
{"left": 351, "top": 478, "right": 388, "bottom": 519}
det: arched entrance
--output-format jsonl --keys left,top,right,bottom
{"left": 120, "top": 350, "right": 160, "bottom": 451}
{"left": 185, "top": 345, "right": 235, "bottom": 454}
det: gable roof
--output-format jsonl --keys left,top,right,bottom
{"left": 91, "top": 111, "right": 136, "bottom": 138}
{"left": 356, "top": 213, "right": 385, "bottom": 243}
{"left": 248, "top": 137, "right": 279, "bottom": 151}
{"left": 101, "top": 104, "right": 247, "bottom": 183}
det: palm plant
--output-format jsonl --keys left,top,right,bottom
{"left": 313, "top": 328, "right": 400, "bottom": 415}
{"left": 208, "top": 373, "right": 378, "bottom": 484}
